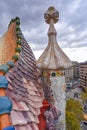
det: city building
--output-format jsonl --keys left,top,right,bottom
{"left": 64, "top": 66, "right": 73, "bottom": 83}
{"left": 72, "top": 61, "right": 80, "bottom": 80}
{"left": 80, "top": 61, "right": 87, "bottom": 88}
{"left": 64, "top": 61, "right": 80, "bottom": 84}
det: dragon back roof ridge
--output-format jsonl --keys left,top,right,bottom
{"left": 0, "top": 17, "right": 45, "bottom": 130}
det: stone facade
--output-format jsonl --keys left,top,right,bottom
{"left": 50, "top": 76, "right": 66, "bottom": 130}
{"left": 40, "top": 70, "right": 66, "bottom": 130}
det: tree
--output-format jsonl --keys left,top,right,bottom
{"left": 81, "top": 87, "right": 87, "bottom": 103}
{"left": 66, "top": 99, "right": 83, "bottom": 130}
{"left": 66, "top": 111, "right": 80, "bottom": 130}
{"left": 81, "top": 92, "right": 87, "bottom": 103}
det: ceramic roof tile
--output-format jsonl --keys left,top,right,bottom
{"left": 12, "top": 100, "right": 19, "bottom": 110}
{"left": 11, "top": 110, "right": 27, "bottom": 125}
{"left": 29, "top": 105, "right": 41, "bottom": 116}
{"left": 22, "top": 112, "right": 31, "bottom": 123}
{"left": 15, "top": 126, "right": 27, "bottom": 130}
{"left": 3, "top": 19, "right": 44, "bottom": 129}
{"left": 31, "top": 123, "right": 39, "bottom": 130}
{"left": 16, "top": 101, "right": 29, "bottom": 111}
{"left": 27, "top": 112, "right": 37, "bottom": 122}
{"left": 33, "top": 115, "right": 39, "bottom": 124}
{"left": 19, "top": 102, "right": 30, "bottom": 111}
{"left": 8, "top": 84, "right": 13, "bottom": 90}
{"left": 15, "top": 124, "right": 34, "bottom": 130}
{"left": 26, "top": 89, "right": 39, "bottom": 96}
{"left": 25, "top": 124, "right": 33, "bottom": 130}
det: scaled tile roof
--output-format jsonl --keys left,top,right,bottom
{"left": 0, "top": 19, "right": 44, "bottom": 130}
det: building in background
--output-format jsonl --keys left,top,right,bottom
{"left": 64, "top": 66, "right": 73, "bottom": 83}
{"left": 72, "top": 61, "right": 80, "bottom": 80}
{"left": 64, "top": 61, "right": 80, "bottom": 87}
{"left": 80, "top": 61, "right": 87, "bottom": 88}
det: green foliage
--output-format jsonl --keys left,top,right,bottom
{"left": 83, "top": 87, "right": 87, "bottom": 93}
{"left": 81, "top": 92, "right": 87, "bottom": 103}
{"left": 66, "top": 99, "right": 83, "bottom": 130}
{"left": 66, "top": 111, "right": 80, "bottom": 130}
{"left": 81, "top": 88, "right": 87, "bottom": 103}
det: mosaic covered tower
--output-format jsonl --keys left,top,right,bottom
{"left": 37, "top": 7, "right": 72, "bottom": 130}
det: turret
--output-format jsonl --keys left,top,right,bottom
{"left": 37, "top": 6, "right": 72, "bottom": 130}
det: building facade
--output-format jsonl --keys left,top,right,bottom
{"left": 72, "top": 61, "right": 80, "bottom": 80}
{"left": 64, "top": 66, "right": 73, "bottom": 83}
{"left": 80, "top": 61, "right": 87, "bottom": 88}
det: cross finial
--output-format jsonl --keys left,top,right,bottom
{"left": 44, "top": 6, "right": 59, "bottom": 24}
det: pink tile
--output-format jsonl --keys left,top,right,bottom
{"left": 27, "top": 85, "right": 38, "bottom": 92}
{"left": 11, "top": 100, "right": 19, "bottom": 110}
{"left": 27, "top": 112, "right": 35, "bottom": 122}
{"left": 19, "top": 101, "right": 30, "bottom": 111}
{"left": 16, "top": 101, "right": 24, "bottom": 110}
{"left": 8, "top": 84, "right": 13, "bottom": 90}
{"left": 15, "top": 125, "right": 27, "bottom": 130}
{"left": 26, "top": 124, "right": 33, "bottom": 130}
{"left": 11, "top": 110, "right": 27, "bottom": 125}
{"left": 31, "top": 123, "right": 39, "bottom": 130}
{"left": 28, "top": 94, "right": 43, "bottom": 102}
{"left": 34, "top": 115, "right": 39, "bottom": 124}
{"left": 27, "top": 89, "right": 38, "bottom": 96}
{"left": 29, "top": 105, "right": 41, "bottom": 116}
{"left": 29, "top": 81, "right": 35, "bottom": 87}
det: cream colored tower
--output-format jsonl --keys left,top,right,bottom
{"left": 37, "top": 7, "right": 72, "bottom": 130}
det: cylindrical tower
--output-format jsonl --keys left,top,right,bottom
{"left": 37, "top": 6, "right": 72, "bottom": 130}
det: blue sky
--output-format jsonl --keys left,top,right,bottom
{"left": 0, "top": 0, "right": 87, "bottom": 62}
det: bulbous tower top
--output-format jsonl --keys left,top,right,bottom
{"left": 44, "top": 6, "right": 59, "bottom": 24}
{"left": 37, "top": 6, "right": 72, "bottom": 70}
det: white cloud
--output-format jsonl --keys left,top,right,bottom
{"left": 68, "top": 0, "right": 81, "bottom": 14}
{"left": 33, "top": 47, "right": 87, "bottom": 62}
{"left": 63, "top": 47, "right": 87, "bottom": 62}
{"left": 0, "top": 0, "right": 87, "bottom": 62}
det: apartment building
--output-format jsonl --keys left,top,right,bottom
{"left": 64, "top": 66, "right": 73, "bottom": 83}
{"left": 72, "top": 61, "right": 80, "bottom": 80}
{"left": 80, "top": 61, "right": 87, "bottom": 88}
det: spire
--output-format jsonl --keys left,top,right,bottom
{"left": 44, "top": 6, "right": 59, "bottom": 36}
{"left": 37, "top": 6, "right": 72, "bottom": 70}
